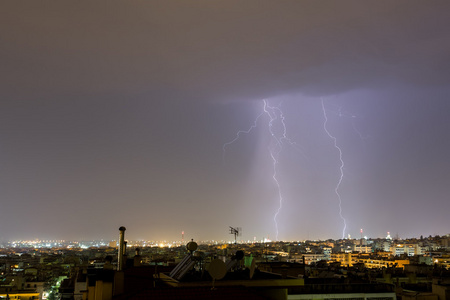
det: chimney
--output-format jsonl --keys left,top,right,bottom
{"left": 134, "top": 248, "right": 142, "bottom": 267}
{"left": 118, "top": 226, "right": 126, "bottom": 271}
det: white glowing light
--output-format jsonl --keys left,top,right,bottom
{"left": 322, "top": 99, "right": 347, "bottom": 239}
{"left": 263, "top": 100, "right": 293, "bottom": 241}
{"left": 223, "top": 100, "right": 295, "bottom": 241}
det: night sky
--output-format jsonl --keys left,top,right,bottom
{"left": 1, "top": 1, "right": 449, "bottom": 242}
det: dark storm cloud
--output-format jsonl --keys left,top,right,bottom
{"left": 1, "top": 1, "right": 450, "bottom": 241}
{"left": 1, "top": 1, "right": 449, "bottom": 102}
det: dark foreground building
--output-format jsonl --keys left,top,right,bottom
{"left": 68, "top": 227, "right": 397, "bottom": 300}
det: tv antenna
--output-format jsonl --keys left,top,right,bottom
{"left": 229, "top": 226, "right": 242, "bottom": 244}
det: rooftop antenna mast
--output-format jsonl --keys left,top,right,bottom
{"left": 229, "top": 226, "right": 242, "bottom": 244}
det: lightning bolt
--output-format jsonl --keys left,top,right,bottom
{"left": 222, "top": 112, "right": 264, "bottom": 165}
{"left": 263, "top": 100, "right": 288, "bottom": 241}
{"left": 223, "top": 100, "right": 294, "bottom": 241}
{"left": 333, "top": 104, "right": 368, "bottom": 145}
{"left": 321, "top": 99, "right": 347, "bottom": 239}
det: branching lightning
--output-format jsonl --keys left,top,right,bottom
{"left": 222, "top": 112, "right": 264, "bottom": 165}
{"left": 334, "top": 105, "right": 368, "bottom": 145}
{"left": 224, "top": 99, "right": 352, "bottom": 240}
{"left": 223, "top": 100, "right": 294, "bottom": 241}
{"left": 264, "top": 100, "right": 295, "bottom": 241}
{"left": 321, "top": 99, "right": 347, "bottom": 239}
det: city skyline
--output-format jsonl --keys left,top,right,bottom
{"left": 2, "top": 231, "right": 448, "bottom": 250}
{"left": 1, "top": 1, "right": 450, "bottom": 242}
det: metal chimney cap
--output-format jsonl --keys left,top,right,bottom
{"left": 119, "top": 226, "right": 126, "bottom": 231}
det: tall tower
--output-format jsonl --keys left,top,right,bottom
{"left": 360, "top": 228, "right": 363, "bottom": 253}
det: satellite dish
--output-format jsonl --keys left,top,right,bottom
{"left": 186, "top": 241, "right": 198, "bottom": 252}
{"left": 249, "top": 259, "right": 256, "bottom": 279}
{"left": 209, "top": 259, "right": 227, "bottom": 280}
